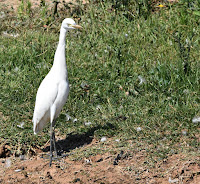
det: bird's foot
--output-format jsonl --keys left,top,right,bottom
{"left": 41, "top": 152, "right": 69, "bottom": 160}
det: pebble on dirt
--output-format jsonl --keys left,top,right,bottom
{"left": 192, "top": 116, "right": 200, "bottom": 123}
{"left": 100, "top": 137, "right": 107, "bottom": 142}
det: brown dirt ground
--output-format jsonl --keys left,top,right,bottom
{"left": 0, "top": 137, "right": 200, "bottom": 184}
{"left": 0, "top": 0, "right": 199, "bottom": 183}
{"left": 0, "top": 0, "right": 87, "bottom": 10}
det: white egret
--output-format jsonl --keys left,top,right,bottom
{"left": 32, "top": 18, "right": 82, "bottom": 166}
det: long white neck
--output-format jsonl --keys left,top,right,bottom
{"left": 52, "top": 27, "right": 68, "bottom": 79}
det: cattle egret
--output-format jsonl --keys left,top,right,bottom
{"left": 32, "top": 18, "right": 82, "bottom": 166}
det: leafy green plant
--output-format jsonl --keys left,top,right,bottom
{"left": 17, "top": 0, "right": 32, "bottom": 19}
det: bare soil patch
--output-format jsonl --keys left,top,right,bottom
{"left": 0, "top": 0, "right": 87, "bottom": 10}
{"left": 0, "top": 138, "right": 199, "bottom": 184}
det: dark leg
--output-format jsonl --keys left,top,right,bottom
{"left": 52, "top": 129, "right": 58, "bottom": 158}
{"left": 49, "top": 122, "right": 58, "bottom": 167}
{"left": 49, "top": 122, "right": 53, "bottom": 167}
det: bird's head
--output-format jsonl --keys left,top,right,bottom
{"left": 61, "top": 18, "right": 82, "bottom": 30}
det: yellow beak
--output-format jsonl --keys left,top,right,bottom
{"left": 71, "top": 24, "right": 83, "bottom": 29}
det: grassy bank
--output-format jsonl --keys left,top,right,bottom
{"left": 0, "top": 0, "right": 199, "bottom": 161}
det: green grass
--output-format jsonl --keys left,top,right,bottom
{"left": 0, "top": 0, "right": 199, "bottom": 161}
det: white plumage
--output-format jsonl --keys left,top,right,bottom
{"left": 32, "top": 18, "right": 82, "bottom": 166}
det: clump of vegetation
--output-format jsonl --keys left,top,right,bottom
{"left": 0, "top": 0, "right": 199, "bottom": 161}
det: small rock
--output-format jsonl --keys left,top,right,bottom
{"left": 73, "top": 118, "right": 77, "bottom": 123}
{"left": 96, "top": 105, "right": 101, "bottom": 110}
{"left": 84, "top": 122, "right": 92, "bottom": 126}
{"left": 80, "top": 82, "right": 89, "bottom": 90}
{"left": 66, "top": 114, "right": 71, "bottom": 121}
{"left": 84, "top": 158, "right": 91, "bottom": 165}
{"left": 192, "top": 116, "right": 200, "bottom": 123}
{"left": 101, "top": 137, "right": 107, "bottom": 142}
{"left": 168, "top": 177, "right": 179, "bottom": 183}
{"left": 17, "top": 122, "right": 24, "bottom": 129}
{"left": 14, "top": 67, "right": 20, "bottom": 72}
{"left": 136, "top": 127, "right": 142, "bottom": 132}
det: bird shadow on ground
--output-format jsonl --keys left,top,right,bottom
{"left": 42, "top": 122, "right": 116, "bottom": 155}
